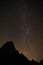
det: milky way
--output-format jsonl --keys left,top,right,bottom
{"left": 0, "top": 0, "right": 43, "bottom": 62}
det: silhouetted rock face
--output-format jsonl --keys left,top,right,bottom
{"left": 0, "top": 41, "right": 43, "bottom": 65}
{"left": 40, "top": 60, "right": 43, "bottom": 65}
{"left": 1, "top": 41, "right": 15, "bottom": 50}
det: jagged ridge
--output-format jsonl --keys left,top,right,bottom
{"left": 0, "top": 41, "right": 43, "bottom": 65}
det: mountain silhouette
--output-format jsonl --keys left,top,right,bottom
{"left": 0, "top": 41, "right": 43, "bottom": 65}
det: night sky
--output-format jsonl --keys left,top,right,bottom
{"left": 0, "top": 0, "right": 43, "bottom": 62}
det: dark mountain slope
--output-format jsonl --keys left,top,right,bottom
{"left": 0, "top": 41, "right": 43, "bottom": 65}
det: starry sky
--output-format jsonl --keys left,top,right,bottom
{"left": 0, "top": 0, "right": 43, "bottom": 62}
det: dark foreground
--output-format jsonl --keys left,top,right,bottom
{"left": 0, "top": 41, "right": 43, "bottom": 65}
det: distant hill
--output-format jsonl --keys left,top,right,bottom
{"left": 0, "top": 41, "right": 43, "bottom": 65}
